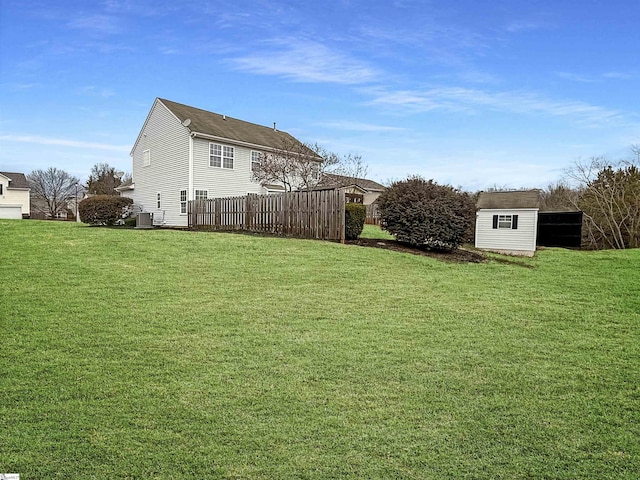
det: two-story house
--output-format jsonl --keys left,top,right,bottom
{"left": 122, "top": 98, "right": 318, "bottom": 227}
{"left": 0, "top": 171, "right": 31, "bottom": 219}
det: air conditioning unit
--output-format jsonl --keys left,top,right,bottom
{"left": 135, "top": 212, "right": 153, "bottom": 229}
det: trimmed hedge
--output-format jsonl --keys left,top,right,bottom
{"left": 345, "top": 203, "right": 366, "bottom": 240}
{"left": 79, "top": 195, "right": 133, "bottom": 226}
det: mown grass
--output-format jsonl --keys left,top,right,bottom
{"left": 1, "top": 220, "right": 639, "bottom": 479}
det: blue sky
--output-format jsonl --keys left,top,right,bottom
{"left": 1, "top": 0, "right": 639, "bottom": 190}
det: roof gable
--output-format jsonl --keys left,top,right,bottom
{"left": 477, "top": 190, "right": 541, "bottom": 209}
{"left": 0, "top": 171, "right": 30, "bottom": 189}
{"left": 157, "top": 98, "right": 313, "bottom": 154}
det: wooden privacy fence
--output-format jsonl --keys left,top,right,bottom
{"left": 365, "top": 203, "right": 381, "bottom": 225}
{"left": 188, "top": 190, "right": 346, "bottom": 242}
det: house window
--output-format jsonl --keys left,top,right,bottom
{"left": 195, "top": 190, "right": 208, "bottom": 200}
{"left": 311, "top": 163, "right": 320, "bottom": 181}
{"left": 0, "top": 184, "right": 3, "bottom": 195}
{"left": 157, "top": 192, "right": 161, "bottom": 209}
{"left": 143, "top": 149, "right": 151, "bottom": 167}
{"left": 180, "top": 190, "right": 187, "bottom": 214}
{"left": 493, "top": 214, "right": 519, "bottom": 230}
{"left": 210, "top": 143, "right": 234, "bottom": 168}
{"left": 251, "top": 151, "right": 261, "bottom": 172}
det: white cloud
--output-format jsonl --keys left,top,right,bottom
{"left": 0, "top": 134, "right": 130, "bottom": 152}
{"left": 317, "top": 120, "right": 405, "bottom": 132}
{"left": 505, "top": 21, "right": 552, "bottom": 33}
{"left": 67, "top": 14, "right": 122, "bottom": 35}
{"left": 365, "top": 86, "right": 628, "bottom": 126}
{"left": 231, "top": 38, "right": 379, "bottom": 85}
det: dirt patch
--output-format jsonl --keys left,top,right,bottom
{"left": 345, "top": 238, "right": 487, "bottom": 263}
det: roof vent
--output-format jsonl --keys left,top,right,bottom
{"left": 222, "top": 115, "right": 226, "bottom": 120}
{"left": 273, "top": 122, "right": 277, "bottom": 131}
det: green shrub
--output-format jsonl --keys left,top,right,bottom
{"left": 345, "top": 203, "right": 366, "bottom": 240}
{"left": 79, "top": 195, "right": 133, "bottom": 226}
{"left": 376, "top": 176, "right": 475, "bottom": 251}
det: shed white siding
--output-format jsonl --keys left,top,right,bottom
{"left": 475, "top": 208, "right": 538, "bottom": 256}
{"left": 129, "top": 100, "right": 190, "bottom": 226}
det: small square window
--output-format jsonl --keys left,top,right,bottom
{"left": 498, "top": 215, "right": 512, "bottom": 229}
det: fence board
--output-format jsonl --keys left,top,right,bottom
{"left": 188, "top": 190, "right": 346, "bottom": 242}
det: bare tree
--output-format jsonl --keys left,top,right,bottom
{"left": 539, "top": 181, "right": 577, "bottom": 212}
{"left": 86, "top": 163, "right": 124, "bottom": 195}
{"left": 28, "top": 167, "right": 80, "bottom": 218}
{"left": 252, "top": 139, "right": 338, "bottom": 191}
{"left": 565, "top": 154, "right": 640, "bottom": 249}
{"left": 327, "top": 153, "right": 369, "bottom": 183}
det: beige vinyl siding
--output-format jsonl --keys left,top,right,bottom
{"left": 0, "top": 175, "right": 30, "bottom": 216}
{"left": 192, "top": 137, "right": 265, "bottom": 198}
{"left": 475, "top": 209, "right": 538, "bottom": 254}
{"left": 130, "top": 99, "right": 190, "bottom": 226}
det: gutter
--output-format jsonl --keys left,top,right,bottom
{"left": 189, "top": 131, "right": 323, "bottom": 160}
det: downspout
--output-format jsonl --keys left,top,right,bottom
{"left": 189, "top": 133, "right": 194, "bottom": 201}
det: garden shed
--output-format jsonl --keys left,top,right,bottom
{"left": 475, "top": 190, "right": 541, "bottom": 256}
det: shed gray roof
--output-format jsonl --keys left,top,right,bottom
{"left": 0, "top": 171, "right": 30, "bottom": 189}
{"left": 477, "top": 190, "right": 541, "bottom": 209}
{"left": 317, "top": 173, "right": 386, "bottom": 192}
{"left": 158, "top": 98, "right": 318, "bottom": 156}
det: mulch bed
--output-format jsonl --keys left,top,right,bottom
{"left": 345, "top": 238, "right": 487, "bottom": 263}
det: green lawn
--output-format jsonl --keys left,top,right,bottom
{"left": 1, "top": 220, "right": 639, "bottom": 479}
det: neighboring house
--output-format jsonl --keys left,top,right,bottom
{"left": 0, "top": 172, "right": 30, "bottom": 219}
{"left": 123, "top": 98, "right": 318, "bottom": 227}
{"left": 475, "top": 190, "right": 541, "bottom": 256}
{"left": 30, "top": 187, "right": 84, "bottom": 220}
{"left": 316, "top": 173, "right": 386, "bottom": 205}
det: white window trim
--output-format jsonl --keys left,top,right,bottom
{"left": 498, "top": 215, "right": 512, "bottom": 229}
{"left": 143, "top": 149, "right": 151, "bottom": 167}
{"left": 209, "top": 143, "right": 234, "bottom": 169}
{"left": 251, "top": 150, "right": 261, "bottom": 172}
{"left": 180, "top": 190, "right": 187, "bottom": 215}
{"left": 194, "top": 189, "right": 208, "bottom": 200}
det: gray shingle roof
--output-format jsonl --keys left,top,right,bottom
{"left": 317, "top": 173, "right": 386, "bottom": 192}
{"left": 0, "top": 171, "right": 30, "bottom": 189}
{"left": 477, "top": 190, "right": 541, "bottom": 209}
{"left": 159, "top": 98, "right": 317, "bottom": 155}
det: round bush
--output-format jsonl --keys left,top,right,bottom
{"left": 79, "top": 195, "right": 133, "bottom": 226}
{"left": 376, "top": 176, "right": 475, "bottom": 251}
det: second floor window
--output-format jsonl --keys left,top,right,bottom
{"left": 251, "top": 151, "right": 262, "bottom": 172}
{"left": 210, "top": 143, "right": 234, "bottom": 169}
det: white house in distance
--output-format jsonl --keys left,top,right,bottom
{"left": 475, "top": 190, "right": 542, "bottom": 256}
{"left": 0, "top": 171, "right": 30, "bottom": 219}
{"left": 120, "top": 98, "right": 318, "bottom": 227}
